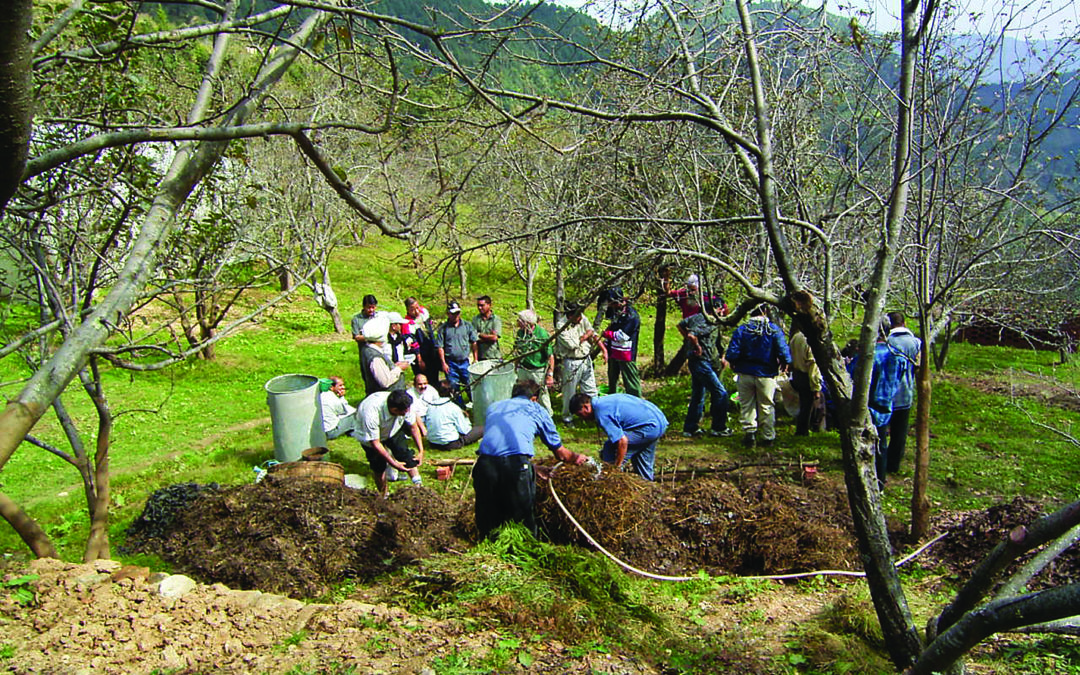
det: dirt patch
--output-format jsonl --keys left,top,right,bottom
{"left": 949, "top": 371, "right": 1080, "bottom": 413}
{"left": 0, "top": 558, "right": 655, "bottom": 675}
{"left": 536, "top": 465, "right": 857, "bottom": 577}
{"left": 125, "top": 468, "right": 858, "bottom": 599}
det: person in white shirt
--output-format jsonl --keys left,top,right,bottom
{"left": 424, "top": 380, "right": 484, "bottom": 450}
{"left": 406, "top": 373, "right": 440, "bottom": 420}
{"left": 354, "top": 390, "right": 425, "bottom": 496}
{"left": 320, "top": 376, "right": 357, "bottom": 439}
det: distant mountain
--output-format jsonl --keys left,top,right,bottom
{"left": 946, "top": 33, "right": 1080, "bottom": 83}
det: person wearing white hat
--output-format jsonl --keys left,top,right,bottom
{"left": 386, "top": 312, "right": 419, "bottom": 365}
{"left": 360, "top": 314, "right": 409, "bottom": 397}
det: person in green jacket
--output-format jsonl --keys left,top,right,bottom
{"left": 513, "top": 309, "right": 555, "bottom": 415}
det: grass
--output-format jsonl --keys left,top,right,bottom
{"left": 2, "top": 242, "right": 1080, "bottom": 673}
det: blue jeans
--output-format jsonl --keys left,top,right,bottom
{"left": 601, "top": 438, "right": 657, "bottom": 481}
{"left": 684, "top": 360, "right": 729, "bottom": 434}
{"left": 446, "top": 359, "right": 471, "bottom": 404}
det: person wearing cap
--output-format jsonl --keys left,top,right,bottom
{"left": 320, "top": 376, "right": 358, "bottom": 440}
{"left": 569, "top": 392, "right": 668, "bottom": 481}
{"left": 554, "top": 301, "right": 606, "bottom": 424}
{"left": 435, "top": 301, "right": 478, "bottom": 403}
{"left": 602, "top": 291, "right": 642, "bottom": 397}
{"left": 677, "top": 297, "right": 734, "bottom": 438}
{"left": 360, "top": 315, "right": 409, "bottom": 397}
{"left": 662, "top": 271, "right": 716, "bottom": 320}
{"left": 471, "top": 295, "right": 502, "bottom": 361}
{"left": 473, "top": 379, "right": 588, "bottom": 539}
{"left": 354, "top": 389, "right": 425, "bottom": 496}
{"left": 724, "top": 304, "right": 791, "bottom": 449}
{"left": 847, "top": 318, "right": 902, "bottom": 489}
{"left": 513, "top": 309, "right": 555, "bottom": 415}
{"left": 350, "top": 294, "right": 384, "bottom": 359}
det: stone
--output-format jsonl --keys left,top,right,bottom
{"left": 157, "top": 575, "right": 197, "bottom": 598}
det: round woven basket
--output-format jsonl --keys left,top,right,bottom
{"left": 267, "top": 460, "right": 345, "bottom": 485}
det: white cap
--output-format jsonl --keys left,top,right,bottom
{"left": 686, "top": 274, "right": 700, "bottom": 287}
{"left": 385, "top": 312, "right": 407, "bottom": 325}
{"left": 362, "top": 316, "right": 389, "bottom": 342}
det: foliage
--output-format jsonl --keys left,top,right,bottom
{"left": 1, "top": 574, "right": 39, "bottom": 607}
{"left": 388, "top": 522, "right": 663, "bottom": 643}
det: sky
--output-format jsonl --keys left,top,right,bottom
{"left": 827, "top": 0, "right": 1079, "bottom": 39}
{"left": 553, "top": 0, "right": 1080, "bottom": 39}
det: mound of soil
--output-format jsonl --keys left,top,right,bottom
{"left": 922, "top": 497, "right": 1080, "bottom": 590}
{"left": 131, "top": 467, "right": 859, "bottom": 598}
{"left": 536, "top": 466, "right": 858, "bottom": 577}
{"left": 129, "top": 479, "right": 473, "bottom": 599}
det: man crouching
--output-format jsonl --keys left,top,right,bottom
{"left": 355, "top": 389, "right": 424, "bottom": 496}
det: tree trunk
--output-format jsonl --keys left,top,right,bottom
{"left": 652, "top": 276, "right": 668, "bottom": 373}
{"left": 933, "top": 319, "right": 953, "bottom": 370}
{"left": 525, "top": 258, "right": 536, "bottom": 311}
{"left": 83, "top": 358, "right": 112, "bottom": 561}
{"left": 0, "top": 0, "right": 33, "bottom": 213}
{"left": 910, "top": 339, "right": 933, "bottom": 540}
{"left": 0, "top": 492, "right": 57, "bottom": 558}
{"left": 838, "top": 418, "right": 925, "bottom": 666}
{"left": 457, "top": 254, "right": 468, "bottom": 299}
{"left": 277, "top": 265, "right": 294, "bottom": 292}
{"left": 553, "top": 252, "right": 565, "bottom": 325}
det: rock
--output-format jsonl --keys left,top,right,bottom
{"left": 157, "top": 575, "right": 197, "bottom": 598}
{"left": 110, "top": 566, "right": 149, "bottom": 583}
{"left": 228, "top": 589, "right": 263, "bottom": 607}
{"left": 161, "top": 645, "right": 184, "bottom": 669}
{"left": 93, "top": 559, "right": 122, "bottom": 573}
{"left": 73, "top": 572, "right": 111, "bottom": 588}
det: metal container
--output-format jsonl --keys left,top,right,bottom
{"left": 264, "top": 374, "right": 327, "bottom": 463}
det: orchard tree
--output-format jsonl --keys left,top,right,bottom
{"left": 356, "top": 0, "right": 1080, "bottom": 669}
{"left": 0, "top": 1, "right": 419, "bottom": 558}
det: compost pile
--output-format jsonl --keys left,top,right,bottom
{"left": 130, "top": 467, "right": 858, "bottom": 598}
{"left": 536, "top": 463, "right": 857, "bottom": 576}
{"left": 920, "top": 496, "right": 1080, "bottom": 590}
{"left": 127, "top": 479, "right": 474, "bottom": 599}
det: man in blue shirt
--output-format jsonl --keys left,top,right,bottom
{"left": 847, "top": 318, "right": 903, "bottom": 489}
{"left": 569, "top": 393, "right": 668, "bottom": 481}
{"left": 885, "top": 312, "right": 922, "bottom": 475}
{"left": 474, "top": 380, "right": 587, "bottom": 539}
{"left": 436, "top": 301, "right": 478, "bottom": 406}
{"left": 725, "top": 304, "right": 791, "bottom": 449}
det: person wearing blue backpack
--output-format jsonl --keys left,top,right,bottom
{"left": 724, "top": 304, "right": 791, "bottom": 449}
{"left": 848, "top": 318, "right": 903, "bottom": 489}
{"left": 885, "top": 312, "right": 922, "bottom": 474}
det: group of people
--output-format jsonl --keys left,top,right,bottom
{"left": 320, "top": 283, "right": 921, "bottom": 537}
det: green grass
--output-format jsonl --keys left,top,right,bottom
{"left": 2, "top": 242, "right": 1080, "bottom": 673}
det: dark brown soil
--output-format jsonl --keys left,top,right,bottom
{"left": 920, "top": 496, "right": 1080, "bottom": 590}
{"left": 131, "top": 468, "right": 860, "bottom": 599}
{"left": 129, "top": 479, "right": 474, "bottom": 599}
